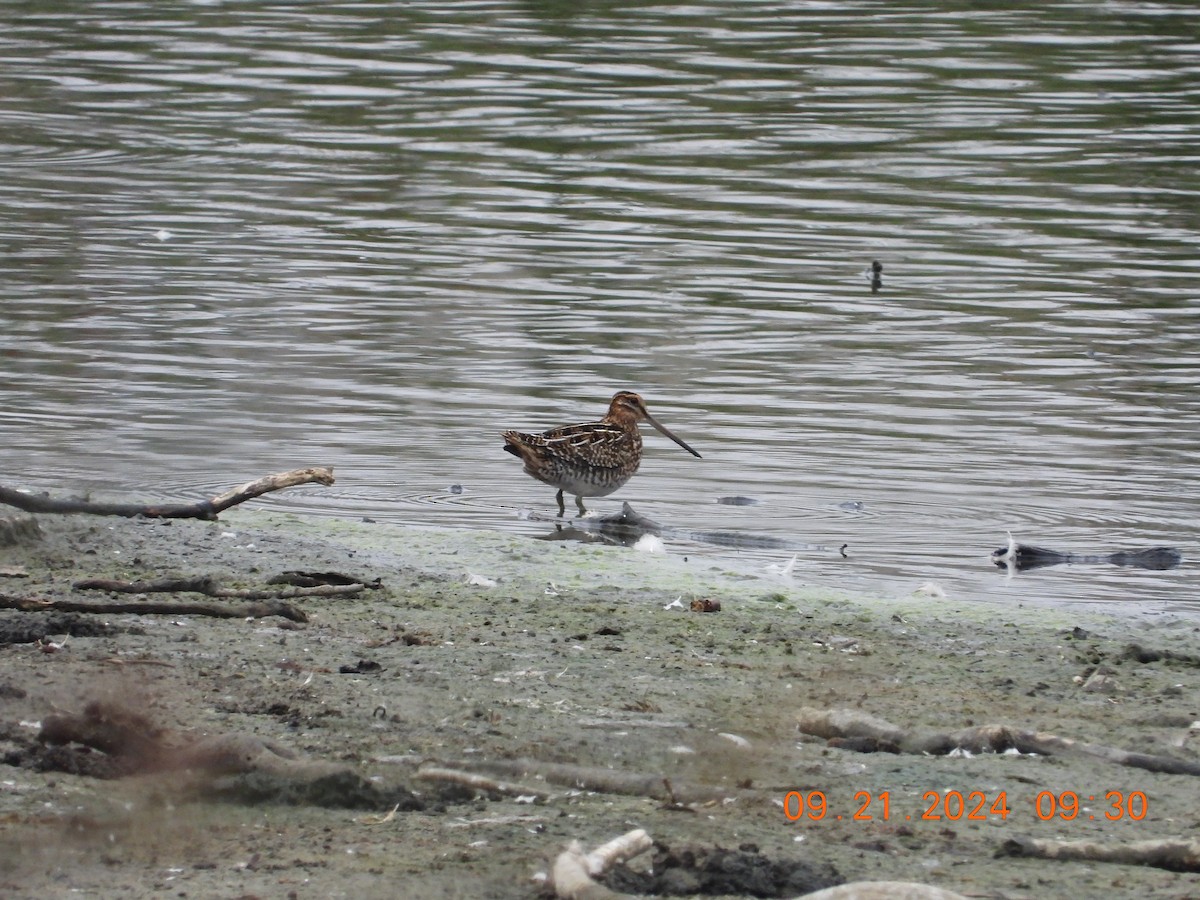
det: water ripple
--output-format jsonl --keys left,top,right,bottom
{"left": 2, "top": 0, "right": 1198, "bottom": 611}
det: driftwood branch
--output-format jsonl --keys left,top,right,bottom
{"left": 797, "top": 707, "right": 1200, "bottom": 776}
{"left": 73, "top": 575, "right": 370, "bottom": 602}
{"left": 1, "top": 571, "right": 379, "bottom": 623}
{"left": 416, "top": 765, "right": 553, "bottom": 800}
{"left": 0, "top": 592, "right": 307, "bottom": 623}
{"left": 0, "top": 466, "right": 335, "bottom": 521}
{"left": 998, "top": 836, "right": 1200, "bottom": 872}
{"left": 440, "top": 757, "right": 751, "bottom": 804}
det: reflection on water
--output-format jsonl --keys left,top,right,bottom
{"left": 2, "top": 2, "right": 1198, "bottom": 613}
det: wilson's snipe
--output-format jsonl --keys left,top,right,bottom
{"left": 502, "top": 391, "right": 701, "bottom": 516}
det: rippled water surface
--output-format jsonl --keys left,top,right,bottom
{"left": 3, "top": 1, "right": 1199, "bottom": 613}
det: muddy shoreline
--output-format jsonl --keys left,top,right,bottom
{"left": 1, "top": 510, "right": 1198, "bottom": 899}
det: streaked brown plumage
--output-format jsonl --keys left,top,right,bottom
{"left": 502, "top": 391, "right": 701, "bottom": 516}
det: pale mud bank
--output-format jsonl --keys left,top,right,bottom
{"left": 1, "top": 510, "right": 1198, "bottom": 899}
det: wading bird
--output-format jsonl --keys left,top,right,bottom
{"left": 502, "top": 391, "right": 701, "bottom": 516}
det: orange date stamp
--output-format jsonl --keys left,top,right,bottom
{"left": 782, "top": 790, "right": 1148, "bottom": 823}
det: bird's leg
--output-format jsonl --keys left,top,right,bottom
{"left": 556, "top": 489, "right": 566, "bottom": 517}
{"left": 575, "top": 494, "right": 587, "bottom": 516}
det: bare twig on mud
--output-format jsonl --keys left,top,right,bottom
{"left": 1, "top": 570, "right": 376, "bottom": 622}
{"left": 220, "top": 582, "right": 367, "bottom": 600}
{"left": 797, "top": 707, "right": 1200, "bottom": 776}
{"left": 73, "top": 575, "right": 369, "bottom": 602}
{"left": 998, "top": 836, "right": 1200, "bottom": 872}
{"left": 441, "top": 757, "right": 752, "bottom": 804}
{"left": 416, "top": 765, "right": 553, "bottom": 801}
{"left": 360, "top": 803, "right": 401, "bottom": 826}
{"left": 72, "top": 576, "right": 219, "bottom": 594}
{"left": 0, "top": 592, "right": 307, "bottom": 623}
{"left": 446, "top": 815, "right": 546, "bottom": 828}
{"left": 0, "top": 466, "right": 335, "bottom": 521}
{"left": 102, "top": 657, "right": 175, "bottom": 668}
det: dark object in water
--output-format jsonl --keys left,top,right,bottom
{"left": 992, "top": 535, "right": 1182, "bottom": 572}
{"left": 869, "top": 260, "right": 883, "bottom": 293}
{"left": 593, "top": 502, "right": 663, "bottom": 540}
{"left": 1103, "top": 548, "right": 1183, "bottom": 569}
{"left": 716, "top": 496, "right": 759, "bottom": 506}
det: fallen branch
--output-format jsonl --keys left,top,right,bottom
{"left": 446, "top": 814, "right": 546, "bottom": 828}
{"left": 74, "top": 576, "right": 221, "bottom": 594}
{"left": 102, "top": 657, "right": 175, "bottom": 668}
{"left": 221, "top": 583, "right": 368, "bottom": 600}
{"left": 416, "top": 765, "right": 553, "bottom": 801}
{"left": 0, "top": 466, "right": 335, "bottom": 521}
{"left": 0, "top": 592, "right": 307, "bottom": 623}
{"left": 997, "top": 836, "right": 1200, "bottom": 872}
{"left": 442, "top": 757, "right": 751, "bottom": 804}
{"left": 73, "top": 575, "right": 368, "bottom": 602}
{"left": 797, "top": 707, "right": 1200, "bottom": 776}
{"left": 360, "top": 803, "right": 401, "bottom": 826}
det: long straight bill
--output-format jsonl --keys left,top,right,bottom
{"left": 643, "top": 413, "right": 701, "bottom": 458}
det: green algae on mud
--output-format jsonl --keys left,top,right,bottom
{"left": 1, "top": 511, "right": 1198, "bottom": 899}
